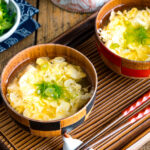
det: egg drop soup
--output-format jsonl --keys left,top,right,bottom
{"left": 7, "top": 57, "right": 92, "bottom": 121}
{"left": 99, "top": 8, "right": 150, "bottom": 61}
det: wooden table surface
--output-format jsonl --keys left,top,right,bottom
{"left": 0, "top": 0, "right": 149, "bottom": 149}
{"left": 0, "top": 0, "right": 90, "bottom": 75}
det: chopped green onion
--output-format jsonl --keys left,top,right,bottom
{"left": 110, "top": 43, "right": 120, "bottom": 49}
{"left": 142, "top": 38, "right": 150, "bottom": 45}
{"left": 36, "top": 81, "right": 63, "bottom": 100}
{"left": 0, "top": 0, "right": 16, "bottom": 36}
{"left": 124, "top": 23, "right": 148, "bottom": 45}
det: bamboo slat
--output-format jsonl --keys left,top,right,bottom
{"left": 0, "top": 36, "right": 149, "bottom": 150}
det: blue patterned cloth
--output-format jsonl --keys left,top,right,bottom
{"left": 0, "top": 0, "right": 40, "bottom": 52}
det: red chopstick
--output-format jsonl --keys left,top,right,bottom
{"left": 87, "top": 106, "right": 150, "bottom": 149}
{"left": 76, "top": 91, "right": 150, "bottom": 150}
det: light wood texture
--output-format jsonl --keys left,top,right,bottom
{"left": 36, "top": 0, "right": 90, "bottom": 44}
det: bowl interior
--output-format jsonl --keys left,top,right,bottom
{"left": 8, "top": 0, "right": 20, "bottom": 27}
{"left": 0, "top": 0, "right": 21, "bottom": 41}
{"left": 10, "top": 0, "right": 19, "bottom": 21}
{"left": 96, "top": 0, "right": 150, "bottom": 30}
{"left": 1, "top": 44, "right": 97, "bottom": 122}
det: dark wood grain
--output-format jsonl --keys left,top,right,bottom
{"left": 36, "top": 0, "right": 90, "bottom": 44}
{"left": 52, "top": 12, "right": 97, "bottom": 48}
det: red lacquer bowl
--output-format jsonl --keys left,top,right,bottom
{"left": 95, "top": 0, "right": 150, "bottom": 79}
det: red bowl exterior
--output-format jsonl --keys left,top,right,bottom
{"left": 95, "top": 0, "right": 150, "bottom": 79}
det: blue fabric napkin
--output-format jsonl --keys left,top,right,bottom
{"left": 0, "top": 0, "right": 40, "bottom": 52}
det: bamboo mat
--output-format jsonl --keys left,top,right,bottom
{"left": 0, "top": 36, "right": 149, "bottom": 150}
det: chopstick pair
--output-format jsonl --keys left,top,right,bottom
{"left": 87, "top": 106, "right": 150, "bottom": 150}
{"left": 76, "top": 90, "right": 150, "bottom": 150}
{"left": 123, "top": 127, "right": 150, "bottom": 150}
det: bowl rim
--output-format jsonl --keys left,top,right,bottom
{"left": 0, "top": 0, "right": 21, "bottom": 42}
{"left": 95, "top": 0, "right": 150, "bottom": 63}
{"left": 1, "top": 43, "right": 98, "bottom": 123}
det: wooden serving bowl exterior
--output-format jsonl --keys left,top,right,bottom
{"left": 1, "top": 44, "right": 97, "bottom": 137}
{"left": 95, "top": 0, "right": 150, "bottom": 79}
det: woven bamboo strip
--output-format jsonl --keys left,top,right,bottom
{"left": 23, "top": 137, "right": 45, "bottom": 150}
{"left": 17, "top": 136, "right": 40, "bottom": 149}
{"left": 73, "top": 84, "right": 149, "bottom": 138}
{"left": 0, "top": 36, "right": 149, "bottom": 150}
{"left": 0, "top": 132, "right": 14, "bottom": 150}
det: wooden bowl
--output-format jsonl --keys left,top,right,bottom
{"left": 95, "top": 0, "right": 150, "bottom": 79}
{"left": 1, "top": 44, "right": 97, "bottom": 137}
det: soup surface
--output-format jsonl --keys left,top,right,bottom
{"left": 7, "top": 57, "right": 92, "bottom": 121}
{"left": 99, "top": 8, "right": 150, "bottom": 61}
